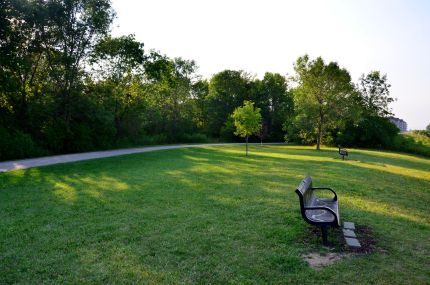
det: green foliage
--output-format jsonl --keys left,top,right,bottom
{"left": 0, "top": 127, "right": 46, "bottom": 160}
{"left": 179, "top": 133, "right": 210, "bottom": 143}
{"left": 232, "top": 101, "right": 262, "bottom": 156}
{"left": 205, "top": 70, "right": 251, "bottom": 137}
{"left": 331, "top": 115, "right": 399, "bottom": 148}
{"left": 45, "top": 0, "right": 115, "bottom": 127}
{"left": 358, "top": 71, "right": 394, "bottom": 117}
{"left": 292, "top": 55, "right": 355, "bottom": 150}
{"left": 324, "top": 72, "right": 397, "bottom": 150}
{"left": 0, "top": 2, "right": 412, "bottom": 160}
{"left": 144, "top": 56, "right": 199, "bottom": 140}
{"left": 391, "top": 131, "right": 430, "bottom": 157}
{"left": 219, "top": 117, "right": 237, "bottom": 141}
{"left": 232, "top": 101, "right": 262, "bottom": 138}
{"left": 92, "top": 35, "right": 145, "bottom": 81}
{"left": 251, "top": 73, "right": 293, "bottom": 141}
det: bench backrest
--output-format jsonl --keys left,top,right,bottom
{"left": 295, "top": 176, "right": 314, "bottom": 206}
{"left": 338, "top": 145, "right": 348, "bottom": 155}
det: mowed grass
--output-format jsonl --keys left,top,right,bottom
{"left": 0, "top": 145, "right": 429, "bottom": 284}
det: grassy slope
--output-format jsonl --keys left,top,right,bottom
{"left": 0, "top": 145, "right": 429, "bottom": 284}
{"left": 403, "top": 131, "right": 430, "bottom": 146}
{"left": 394, "top": 131, "right": 430, "bottom": 157}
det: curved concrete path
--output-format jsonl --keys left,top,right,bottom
{"left": 0, "top": 143, "right": 243, "bottom": 173}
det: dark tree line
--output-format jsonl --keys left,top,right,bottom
{"left": 1, "top": 0, "right": 399, "bottom": 160}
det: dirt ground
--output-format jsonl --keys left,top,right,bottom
{"left": 301, "top": 224, "right": 379, "bottom": 269}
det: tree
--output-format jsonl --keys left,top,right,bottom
{"left": 256, "top": 121, "right": 268, "bottom": 145}
{"left": 190, "top": 79, "right": 209, "bottom": 130}
{"left": 232, "top": 101, "right": 262, "bottom": 157}
{"left": 255, "top": 73, "right": 293, "bottom": 141}
{"left": 0, "top": 0, "right": 48, "bottom": 131}
{"left": 426, "top": 123, "right": 430, "bottom": 137}
{"left": 331, "top": 115, "right": 399, "bottom": 148}
{"left": 91, "top": 34, "right": 145, "bottom": 141}
{"left": 92, "top": 35, "right": 145, "bottom": 81}
{"left": 358, "top": 71, "right": 394, "bottom": 117}
{"left": 331, "top": 70, "right": 396, "bottom": 148}
{"left": 249, "top": 73, "right": 293, "bottom": 141}
{"left": 205, "top": 70, "right": 251, "bottom": 137}
{"left": 143, "top": 52, "right": 199, "bottom": 140}
{"left": 43, "top": 0, "right": 115, "bottom": 148}
{"left": 293, "top": 55, "right": 355, "bottom": 150}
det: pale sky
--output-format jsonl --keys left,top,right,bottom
{"left": 111, "top": 0, "right": 430, "bottom": 130}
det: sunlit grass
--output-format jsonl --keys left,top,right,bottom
{"left": 0, "top": 145, "right": 429, "bottom": 284}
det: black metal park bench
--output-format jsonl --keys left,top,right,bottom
{"left": 295, "top": 176, "right": 340, "bottom": 245}
{"left": 338, "top": 145, "right": 348, "bottom": 160}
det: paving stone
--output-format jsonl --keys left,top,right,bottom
{"left": 343, "top": 229, "right": 356, "bottom": 238}
{"left": 343, "top": 221, "right": 355, "bottom": 230}
{"left": 345, "top": 237, "right": 361, "bottom": 248}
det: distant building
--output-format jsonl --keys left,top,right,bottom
{"left": 389, "top": 117, "right": 407, "bottom": 132}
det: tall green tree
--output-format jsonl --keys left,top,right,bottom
{"left": 252, "top": 72, "right": 293, "bottom": 141}
{"left": 358, "top": 71, "right": 394, "bottom": 117}
{"left": 205, "top": 70, "right": 251, "bottom": 137}
{"left": 292, "top": 55, "right": 354, "bottom": 150}
{"left": 190, "top": 79, "right": 209, "bottom": 130}
{"left": 143, "top": 52, "right": 199, "bottom": 140}
{"left": 332, "top": 71, "right": 397, "bottom": 148}
{"left": 232, "top": 101, "right": 262, "bottom": 157}
{"left": 91, "top": 34, "right": 145, "bottom": 141}
{"left": 43, "top": 0, "right": 115, "bottom": 143}
{"left": 0, "top": 0, "right": 47, "bottom": 130}
{"left": 92, "top": 35, "right": 145, "bottom": 81}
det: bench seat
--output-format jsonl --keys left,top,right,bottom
{"left": 305, "top": 198, "right": 338, "bottom": 223}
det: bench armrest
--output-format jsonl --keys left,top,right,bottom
{"left": 311, "top": 187, "right": 337, "bottom": 201}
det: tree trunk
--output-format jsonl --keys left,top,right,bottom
{"left": 316, "top": 127, "right": 321, "bottom": 150}
{"left": 246, "top": 136, "right": 249, "bottom": 157}
{"left": 316, "top": 110, "right": 324, "bottom": 150}
{"left": 17, "top": 89, "right": 28, "bottom": 131}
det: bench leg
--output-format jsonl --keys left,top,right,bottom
{"left": 321, "top": 226, "right": 328, "bottom": 246}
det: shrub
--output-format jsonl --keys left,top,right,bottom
{"left": 330, "top": 116, "right": 399, "bottom": 148}
{"left": 0, "top": 128, "right": 47, "bottom": 161}
{"left": 390, "top": 132, "right": 430, "bottom": 157}
{"left": 180, "top": 133, "right": 210, "bottom": 143}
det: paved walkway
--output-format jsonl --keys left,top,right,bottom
{"left": 0, "top": 143, "right": 236, "bottom": 173}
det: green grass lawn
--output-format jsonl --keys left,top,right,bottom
{"left": 1, "top": 145, "right": 429, "bottom": 284}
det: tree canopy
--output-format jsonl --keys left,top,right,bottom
{"left": 291, "top": 55, "right": 355, "bottom": 150}
{"left": 358, "top": 71, "right": 394, "bottom": 117}
{"left": 0, "top": 1, "right": 404, "bottom": 161}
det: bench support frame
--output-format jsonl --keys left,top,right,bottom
{"left": 321, "top": 225, "right": 328, "bottom": 246}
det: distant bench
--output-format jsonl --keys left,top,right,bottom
{"left": 338, "top": 145, "right": 348, "bottom": 160}
{"left": 295, "top": 176, "right": 340, "bottom": 245}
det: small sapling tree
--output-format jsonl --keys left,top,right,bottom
{"left": 257, "top": 121, "right": 268, "bottom": 145}
{"left": 232, "top": 101, "right": 262, "bottom": 157}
